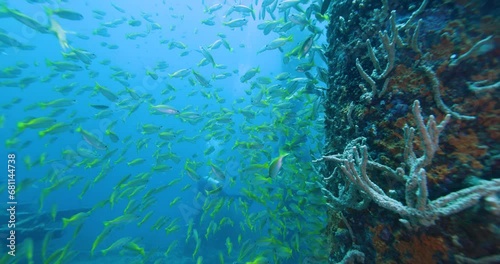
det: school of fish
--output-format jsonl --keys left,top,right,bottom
{"left": 1, "top": 0, "right": 331, "bottom": 263}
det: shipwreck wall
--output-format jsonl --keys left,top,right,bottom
{"left": 321, "top": 0, "right": 499, "bottom": 263}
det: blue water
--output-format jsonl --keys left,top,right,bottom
{"left": 1, "top": 0, "right": 328, "bottom": 263}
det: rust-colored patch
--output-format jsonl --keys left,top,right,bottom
{"left": 390, "top": 65, "right": 426, "bottom": 95}
{"left": 445, "top": 20, "right": 468, "bottom": 47}
{"left": 394, "top": 116, "right": 409, "bottom": 129}
{"left": 394, "top": 234, "right": 449, "bottom": 263}
{"left": 370, "top": 225, "right": 389, "bottom": 252}
{"left": 470, "top": 69, "right": 499, "bottom": 83}
{"left": 477, "top": 99, "right": 500, "bottom": 141}
{"left": 428, "top": 164, "right": 455, "bottom": 184}
{"left": 369, "top": 224, "right": 390, "bottom": 263}
{"left": 431, "top": 35, "right": 455, "bottom": 61}
{"left": 447, "top": 130, "right": 488, "bottom": 169}
{"left": 479, "top": 15, "right": 500, "bottom": 35}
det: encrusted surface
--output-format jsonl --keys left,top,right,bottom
{"left": 323, "top": 0, "right": 499, "bottom": 262}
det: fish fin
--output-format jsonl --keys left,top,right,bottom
{"left": 43, "top": 6, "right": 53, "bottom": 17}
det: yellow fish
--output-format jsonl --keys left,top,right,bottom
{"left": 123, "top": 241, "right": 145, "bottom": 256}
{"left": 246, "top": 256, "right": 269, "bottom": 264}
{"left": 62, "top": 211, "right": 91, "bottom": 228}
{"left": 225, "top": 237, "right": 232, "bottom": 255}
{"left": 17, "top": 117, "right": 56, "bottom": 131}
{"left": 91, "top": 227, "right": 111, "bottom": 256}
{"left": 169, "top": 196, "right": 182, "bottom": 207}
{"left": 103, "top": 214, "right": 138, "bottom": 227}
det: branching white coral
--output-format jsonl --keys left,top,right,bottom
{"left": 318, "top": 100, "right": 500, "bottom": 226}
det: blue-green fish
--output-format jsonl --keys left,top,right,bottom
{"left": 269, "top": 152, "right": 289, "bottom": 178}
{"left": 222, "top": 18, "right": 248, "bottom": 28}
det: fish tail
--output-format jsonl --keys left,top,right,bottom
{"left": 44, "top": 58, "right": 52, "bottom": 67}
{"left": 62, "top": 218, "right": 69, "bottom": 228}
{"left": 43, "top": 6, "right": 53, "bottom": 17}
{"left": 0, "top": 4, "right": 10, "bottom": 15}
{"left": 16, "top": 122, "right": 26, "bottom": 131}
{"left": 278, "top": 149, "right": 290, "bottom": 158}
{"left": 38, "top": 102, "right": 47, "bottom": 109}
{"left": 38, "top": 131, "right": 45, "bottom": 137}
{"left": 94, "top": 82, "right": 102, "bottom": 92}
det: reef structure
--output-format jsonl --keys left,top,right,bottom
{"left": 317, "top": 0, "right": 499, "bottom": 263}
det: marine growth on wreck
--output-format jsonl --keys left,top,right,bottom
{"left": 319, "top": 0, "right": 499, "bottom": 263}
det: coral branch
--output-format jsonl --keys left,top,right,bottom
{"left": 356, "top": 58, "right": 377, "bottom": 96}
{"left": 321, "top": 100, "right": 499, "bottom": 226}
{"left": 449, "top": 35, "right": 494, "bottom": 67}
{"left": 337, "top": 249, "right": 365, "bottom": 264}
{"left": 375, "top": 29, "right": 396, "bottom": 79}
{"left": 422, "top": 65, "right": 476, "bottom": 120}
{"left": 399, "top": 0, "right": 429, "bottom": 31}
{"left": 467, "top": 80, "right": 500, "bottom": 92}
{"left": 410, "top": 19, "right": 422, "bottom": 54}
